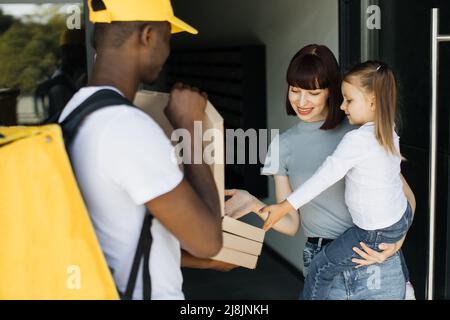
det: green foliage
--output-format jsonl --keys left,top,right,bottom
{"left": 0, "top": 9, "right": 14, "bottom": 34}
{"left": 0, "top": 9, "right": 68, "bottom": 94}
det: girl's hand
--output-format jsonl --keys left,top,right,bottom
{"left": 224, "top": 189, "right": 265, "bottom": 220}
{"left": 351, "top": 242, "right": 400, "bottom": 268}
{"left": 261, "top": 201, "right": 294, "bottom": 231}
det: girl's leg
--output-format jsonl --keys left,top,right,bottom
{"left": 303, "top": 226, "right": 373, "bottom": 299}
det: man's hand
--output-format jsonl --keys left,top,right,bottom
{"left": 209, "top": 259, "right": 240, "bottom": 272}
{"left": 165, "top": 82, "right": 208, "bottom": 130}
{"left": 181, "top": 250, "right": 239, "bottom": 272}
{"left": 225, "top": 189, "right": 265, "bottom": 220}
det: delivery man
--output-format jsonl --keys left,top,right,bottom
{"left": 58, "top": 0, "right": 225, "bottom": 299}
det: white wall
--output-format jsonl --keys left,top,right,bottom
{"left": 172, "top": 0, "right": 340, "bottom": 272}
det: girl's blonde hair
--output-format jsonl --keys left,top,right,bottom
{"left": 343, "top": 61, "right": 400, "bottom": 156}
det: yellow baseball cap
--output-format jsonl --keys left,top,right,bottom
{"left": 87, "top": 0, "right": 198, "bottom": 34}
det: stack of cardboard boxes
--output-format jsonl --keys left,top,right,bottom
{"left": 134, "top": 90, "right": 265, "bottom": 269}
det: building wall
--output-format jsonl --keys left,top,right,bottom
{"left": 172, "top": 0, "right": 340, "bottom": 272}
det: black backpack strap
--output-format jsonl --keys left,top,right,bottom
{"left": 142, "top": 213, "right": 153, "bottom": 300}
{"left": 58, "top": 88, "right": 154, "bottom": 300}
{"left": 59, "top": 88, "right": 133, "bottom": 146}
{"left": 122, "top": 212, "right": 154, "bottom": 300}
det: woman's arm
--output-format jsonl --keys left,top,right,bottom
{"left": 352, "top": 174, "right": 416, "bottom": 267}
{"left": 401, "top": 174, "right": 416, "bottom": 214}
{"left": 224, "top": 176, "right": 300, "bottom": 236}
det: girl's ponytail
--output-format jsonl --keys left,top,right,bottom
{"left": 344, "top": 61, "right": 400, "bottom": 156}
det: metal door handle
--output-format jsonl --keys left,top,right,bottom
{"left": 428, "top": 8, "right": 450, "bottom": 300}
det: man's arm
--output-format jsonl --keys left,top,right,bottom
{"left": 147, "top": 178, "right": 221, "bottom": 258}
{"left": 180, "top": 250, "right": 238, "bottom": 272}
{"left": 146, "top": 84, "right": 222, "bottom": 259}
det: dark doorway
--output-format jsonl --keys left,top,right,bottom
{"left": 340, "top": 0, "right": 450, "bottom": 299}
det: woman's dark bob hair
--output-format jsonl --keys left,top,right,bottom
{"left": 285, "top": 44, "right": 345, "bottom": 130}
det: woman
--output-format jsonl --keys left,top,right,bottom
{"left": 225, "top": 44, "right": 416, "bottom": 300}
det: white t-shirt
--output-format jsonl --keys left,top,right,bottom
{"left": 59, "top": 86, "right": 184, "bottom": 300}
{"left": 287, "top": 122, "right": 407, "bottom": 230}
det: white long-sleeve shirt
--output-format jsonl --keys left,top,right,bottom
{"left": 286, "top": 122, "right": 407, "bottom": 230}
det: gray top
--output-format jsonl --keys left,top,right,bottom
{"left": 262, "top": 119, "right": 357, "bottom": 239}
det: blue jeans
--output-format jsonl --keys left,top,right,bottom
{"left": 303, "top": 203, "right": 413, "bottom": 300}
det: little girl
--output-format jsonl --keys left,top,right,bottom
{"left": 260, "top": 61, "right": 414, "bottom": 300}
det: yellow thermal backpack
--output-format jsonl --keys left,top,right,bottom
{"left": 0, "top": 89, "right": 153, "bottom": 299}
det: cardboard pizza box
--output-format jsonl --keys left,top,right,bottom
{"left": 212, "top": 247, "right": 258, "bottom": 270}
{"left": 134, "top": 90, "right": 224, "bottom": 215}
{"left": 222, "top": 231, "right": 263, "bottom": 256}
{"left": 221, "top": 216, "right": 265, "bottom": 243}
{"left": 134, "top": 90, "right": 265, "bottom": 269}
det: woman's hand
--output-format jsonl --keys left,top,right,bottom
{"left": 225, "top": 188, "right": 300, "bottom": 236}
{"left": 224, "top": 189, "right": 265, "bottom": 219}
{"left": 351, "top": 194, "right": 414, "bottom": 268}
{"left": 351, "top": 238, "right": 403, "bottom": 268}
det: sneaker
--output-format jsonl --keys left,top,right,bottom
{"left": 404, "top": 281, "right": 416, "bottom": 300}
